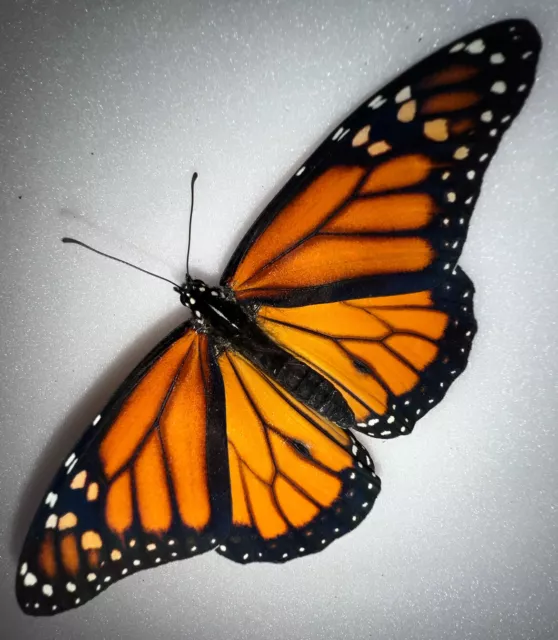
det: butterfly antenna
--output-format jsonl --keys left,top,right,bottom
{"left": 61, "top": 238, "right": 181, "bottom": 289}
{"left": 185, "top": 171, "right": 198, "bottom": 279}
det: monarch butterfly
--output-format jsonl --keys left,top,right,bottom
{"left": 17, "top": 19, "right": 540, "bottom": 615}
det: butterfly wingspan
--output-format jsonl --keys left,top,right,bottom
{"left": 257, "top": 266, "right": 476, "bottom": 438}
{"left": 16, "top": 323, "right": 230, "bottom": 616}
{"left": 214, "top": 349, "right": 381, "bottom": 563}
{"left": 221, "top": 19, "right": 540, "bottom": 307}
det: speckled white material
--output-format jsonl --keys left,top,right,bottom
{"left": 1, "top": 1, "right": 557, "bottom": 638}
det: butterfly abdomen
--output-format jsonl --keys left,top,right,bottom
{"left": 179, "top": 279, "right": 356, "bottom": 430}
{"left": 234, "top": 322, "right": 355, "bottom": 429}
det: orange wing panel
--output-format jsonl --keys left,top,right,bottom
{"left": 420, "top": 64, "right": 479, "bottom": 88}
{"left": 231, "top": 167, "right": 366, "bottom": 289}
{"left": 38, "top": 535, "right": 57, "bottom": 579}
{"left": 236, "top": 235, "right": 433, "bottom": 294}
{"left": 258, "top": 267, "right": 476, "bottom": 438}
{"left": 230, "top": 154, "right": 442, "bottom": 300}
{"left": 216, "top": 350, "right": 380, "bottom": 563}
{"left": 17, "top": 324, "right": 230, "bottom": 615}
{"left": 99, "top": 331, "right": 197, "bottom": 479}
{"left": 135, "top": 433, "right": 173, "bottom": 533}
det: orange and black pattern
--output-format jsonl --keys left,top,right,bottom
{"left": 223, "top": 20, "right": 541, "bottom": 306}
{"left": 17, "top": 325, "right": 231, "bottom": 614}
{"left": 258, "top": 267, "right": 476, "bottom": 437}
{"left": 17, "top": 20, "right": 539, "bottom": 616}
{"left": 217, "top": 352, "right": 379, "bottom": 562}
{"left": 16, "top": 324, "right": 379, "bottom": 613}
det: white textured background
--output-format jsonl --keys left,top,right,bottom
{"left": 1, "top": 1, "right": 557, "bottom": 639}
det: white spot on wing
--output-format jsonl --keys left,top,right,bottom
{"left": 45, "top": 514, "right": 58, "bottom": 529}
{"left": 45, "top": 492, "right": 57, "bottom": 508}
{"left": 93, "top": 414, "right": 101, "bottom": 426}
{"left": 466, "top": 39, "right": 485, "bottom": 54}
{"left": 395, "top": 86, "right": 411, "bottom": 103}
{"left": 368, "top": 95, "right": 386, "bottom": 109}
{"left": 23, "top": 573, "right": 37, "bottom": 587}
{"left": 449, "top": 42, "right": 465, "bottom": 53}
{"left": 65, "top": 453, "right": 76, "bottom": 467}
{"left": 490, "top": 53, "right": 505, "bottom": 64}
{"left": 491, "top": 81, "right": 507, "bottom": 94}
{"left": 332, "top": 127, "right": 344, "bottom": 141}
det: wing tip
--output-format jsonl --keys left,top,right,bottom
{"left": 492, "top": 18, "right": 542, "bottom": 51}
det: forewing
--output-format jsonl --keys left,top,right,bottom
{"left": 16, "top": 324, "right": 230, "bottom": 616}
{"left": 221, "top": 19, "right": 540, "bottom": 306}
{"left": 258, "top": 267, "right": 476, "bottom": 438}
{"left": 215, "top": 349, "right": 381, "bottom": 563}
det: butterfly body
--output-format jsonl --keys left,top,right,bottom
{"left": 180, "top": 276, "right": 355, "bottom": 428}
{"left": 17, "top": 19, "right": 540, "bottom": 616}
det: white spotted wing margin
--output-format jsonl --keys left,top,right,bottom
{"left": 355, "top": 266, "right": 477, "bottom": 439}
{"left": 16, "top": 322, "right": 231, "bottom": 616}
{"left": 215, "top": 353, "right": 381, "bottom": 564}
{"left": 222, "top": 19, "right": 542, "bottom": 306}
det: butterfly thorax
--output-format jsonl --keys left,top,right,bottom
{"left": 178, "top": 277, "right": 356, "bottom": 428}
{"left": 178, "top": 277, "right": 251, "bottom": 340}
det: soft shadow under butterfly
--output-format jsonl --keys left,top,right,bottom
{"left": 17, "top": 19, "right": 540, "bottom": 615}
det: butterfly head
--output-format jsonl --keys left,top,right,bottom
{"left": 177, "top": 277, "right": 205, "bottom": 307}
{"left": 177, "top": 276, "right": 227, "bottom": 312}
